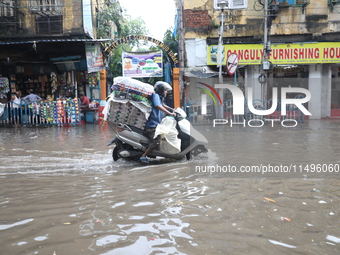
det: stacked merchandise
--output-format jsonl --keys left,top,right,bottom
{"left": 73, "top": 98, "right": 80, "bottom": 123}
{"left": 104, "top": 77, "right": 154, "bottom": 129}
{"left": 56, "top": 100, "right": 64, "bottom": 125}
{"left": 54, "top": 102, "right": 58, "bottom": 124}
{"left": 64, "top": 98, "right": 80, "bottom": 124}
{"left": 41, "top": 102, "right": 56, "bottom": 124}
{"left": 50, "top": 102, "right": 57, "bottom": 124}
{"left": 31, "top": 99, "right": 81, "bottom": 125}
{"left": 40, "top": 104, "right": 47, "bottom": 123}
{"left": 38, "top": 101, "right": 53, "bottom": 124}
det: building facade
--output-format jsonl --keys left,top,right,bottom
{"left": 0, "top": 0, "right": 110, "bottom": 105}
{"left": 179, "top": 0, "right": 340, "bottom": 119}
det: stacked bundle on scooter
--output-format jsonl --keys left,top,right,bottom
{"left": 107, "top": 101, "right": 148, "bottom": 129}
{"left": 110, "top": 77, "right": 154, "bottom": 105}
{"left": 103, "top": 77, "right": 153, "bottom": 129}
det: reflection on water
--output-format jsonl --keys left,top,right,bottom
{"left": 0, "top": 121, "right": 339, "bottom": 254}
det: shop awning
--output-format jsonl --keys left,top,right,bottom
{"left": 0, "top": 39, "right": 111, "bottom": 63}
{"left": 0, "top": 38, "right": 111, "bottom": 45}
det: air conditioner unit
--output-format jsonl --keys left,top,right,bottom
{"left": 214, "top": 0, "right": 248, "bottom": 10}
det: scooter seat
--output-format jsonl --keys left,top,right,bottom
{"left": 127, "top": 125, "right": 149, "bottom": 137}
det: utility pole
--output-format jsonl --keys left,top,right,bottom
{"left": 261, "top": 0, "right": 270, "bottom": 103}
{"left": 264, "top": 0, "right": 268, "bottom": 61}
{"left": 218, "top": 9, "right": 225, "bottom": 86}
{"left": 177, "top": 0, "right": 185, "bottom": 107}
{"left": 217, "top": 0, "right": 228, "bottom": 119}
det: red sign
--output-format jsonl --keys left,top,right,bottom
{"left": 227, "top": 53, "right": 238, "bottom": 75}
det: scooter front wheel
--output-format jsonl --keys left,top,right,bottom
{"left": 186, "top": 145, "right": 208, "bottom": 160}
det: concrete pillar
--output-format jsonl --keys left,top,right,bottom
{"left": 321, "top": 65, "right": 331, "bottom": 118}
{"left": 172, "top": 68, "right": 181, "bottom": 108}
{"left": 100, "top": 70, "right": 106, "bottom": 101}
{"left": 308, "top": 64, "right": 322, "bottom": 119}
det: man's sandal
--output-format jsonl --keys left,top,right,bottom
{"left": 140, "top": 157, "right": 149, "bottom": 164}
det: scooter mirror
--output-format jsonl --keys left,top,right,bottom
{"left": 174, "top": 108, "right": 187, "bottom": 118}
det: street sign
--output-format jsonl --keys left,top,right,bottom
{"left": 227, "top": 53, "right": 238, "bottom": 75}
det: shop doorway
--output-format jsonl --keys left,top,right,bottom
{"left": 331, "top": 67, "right": 340, "bottom": 117}
{"left": 272, "top": 65, "right": 309, "bottom": 111}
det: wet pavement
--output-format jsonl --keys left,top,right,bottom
{"left": 0, "top": 120, "right": 339, "bottom": 255}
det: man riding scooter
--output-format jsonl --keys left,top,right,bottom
{"left": 139, "top": 81, "right": 176, "bottom": 164}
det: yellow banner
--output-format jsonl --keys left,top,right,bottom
{"left": 207, "top": 42, "right": 340, "bottom": 65}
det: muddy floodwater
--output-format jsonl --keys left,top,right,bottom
{"left": 0, "top": 120, "right": 339, "bottom": 255}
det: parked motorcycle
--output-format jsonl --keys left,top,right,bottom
{"left": 107, "top": 108, "right": 208, "bottom": 162}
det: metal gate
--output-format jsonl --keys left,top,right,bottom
{"left": 0, "top": 99, "right": 81, "bottom": 126}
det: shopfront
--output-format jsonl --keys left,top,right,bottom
{"left": 0, "top": 40, "right": 107, "bottom": 125}
{"left": 186, "top": 41, "right": 340, "bottom": 120}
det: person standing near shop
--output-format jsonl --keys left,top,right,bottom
{"left": 23, "top": 90, "right": 41, "bottom": 121}
{"left": 11, "top": 92, "right": 22, "bottom": 124}
{"left": 23, "top": 90, "right": 41, "bottom": 104}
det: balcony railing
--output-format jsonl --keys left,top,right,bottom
{"left": 277, "top": 0, "right": 310, "bottom": 6}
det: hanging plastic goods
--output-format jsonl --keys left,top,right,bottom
{"left": 89, "top": 73, "right": 98, "bottom": 87}
{"left": 112, "top": 77, "right": 154, "bottom": 98}
{"left": 0, "top": 77, "right": 10, "bottom": 98}
{"left": 51, "top": 72, "right": 58, "bottom": 93}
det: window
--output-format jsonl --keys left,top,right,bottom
{"left": 214, "top": 0, "right": 248, "bottom": 10}
{"left": 36, "top": 15, "right": 62, "bottom": 34}
{"left": 30, "top": 1, "right": 63, "bottom": 34}
{"left": 29, "top": 0, "right": 63, "bottom": 15}
{"left": 0, "top": 0, "right": 15, "bottom": 17}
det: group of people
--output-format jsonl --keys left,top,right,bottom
{"left": 11, "top": 90, "right": 42, "bottom": 106}
{"left": 10, "top": 90, "right": 91, "bottom": 107}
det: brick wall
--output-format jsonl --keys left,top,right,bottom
{"left": 184, "top": 10, "right": 211, "bottom": 28}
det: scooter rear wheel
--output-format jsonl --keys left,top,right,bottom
{"left": 112, "top": 144, "right": 140, "bottom": 162}
{"left": 112, "top": 146, "right": 120, "bottom": 161}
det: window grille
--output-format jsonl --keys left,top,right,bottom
{"left": 29, "top": 0, "right": 63, "bottom": 15}
{"left": 0, "top": 0, "right": 15, "bottom": 17}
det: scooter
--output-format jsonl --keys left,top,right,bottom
{"left": 107, "top": 108, "right": 208, "bottom": 162}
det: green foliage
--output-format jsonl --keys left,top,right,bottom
{"left": 108, "top": 45, "right": 128, "bottom": 79}
{"left": 97, "top": 1, "right": 178, "bottom": 80}
{"left": 163, "top": 27, "right": 178, "bottom": 64}
{"left": 97, "top": 1, "right": 149, "bottom": 46}
{"left": 97, "top": 1, "right": 123, "bottom": 39}
{"left": 97, "top": 0, "right": 150, "bottom": 78}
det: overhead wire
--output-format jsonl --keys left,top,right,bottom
{"left": 0, "top": 1, "right": 339, "bottom": 33}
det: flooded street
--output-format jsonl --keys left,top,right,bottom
{"left": 0, "top": 120, "right": 339, "bottom": 255}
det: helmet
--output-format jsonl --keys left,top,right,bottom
{"left": 154, "top": 81, "right": 172, "bottom": 95}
